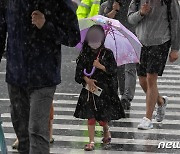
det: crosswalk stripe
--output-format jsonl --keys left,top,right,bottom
{"left": 137, "top": 79, "right": 180, "bottom": 84}
{"left": 2, "top": 114, "right": 180, "bottom": 127}
{"left": 3, "top": 133, "right": 178, "bottom": 146}
{"left": 5, "top": 146, "right": 157, "bottom": 154}
{"left": 3, "top": 122, "right": 180, "bottom": 136}
{"left": 135, "top": 89, "right": 180, "bottom": 94}
{"left": 53, "top": 106, "right": 179, "bottom": 114}
{"left": 1, "top": 94, "right": 180, "bottom": 101}
{"left": 136, "top": 84, "right": 180, "bottom": 89}
{"left": 2, "top": 109, "right": 180, "bottom": 117}
{"left": 52, "top": 100, "right": 180, "bottom": 108}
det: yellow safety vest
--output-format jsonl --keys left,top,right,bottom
{"left": 76, "top": 0, "right": 100, "bottom": 19}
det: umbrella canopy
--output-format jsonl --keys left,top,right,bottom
{"left": 76, "top": 15, "right": 142, "bottom": 66}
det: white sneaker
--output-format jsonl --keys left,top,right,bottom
{"left": 138, "top": 117, "right": 153, "bottom": 130}
{"left": 155, "top": 96, "right": 168, "bottom": 122}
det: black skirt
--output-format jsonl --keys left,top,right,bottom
{"left": 74, "top": 83, "right": 125, "bottom": 121}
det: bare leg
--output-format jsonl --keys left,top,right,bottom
{"left": 146, "top": 73, "right": 158, "bottom": 120}
{"left": 49, "top": 103, "right": 54, "bottom": 142}
{"left": 139, "top": 76, "right": 164, "bottom": 108}
{"left": 49, "top": 119, "right": 53, "bottom": 141}
{"left": 88, "top": 124, "right": 95, "bottom": 143}
{"left": 103, "top": 124, "right": 111, "bottom": 139}
{"left": 139, "top": 76, "right": 147, "bottom": 93}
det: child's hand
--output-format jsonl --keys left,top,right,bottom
{"left": 87, "top": 79, "right": 97, "bottom": 93}
{"left": 31, "top": 10, "right": 46, "bottom": 29}
{"left": 93, "top": 58, "right": 106, "bottom": 72}
{"left": 93, "top": 58, "right": 102, "bottom": 69}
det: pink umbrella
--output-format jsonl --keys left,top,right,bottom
{"left": 77, "top": 15, "right": 142, "bottom": 76}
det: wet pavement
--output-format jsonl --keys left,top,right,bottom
{"left": 0, "top": 46, "right": 180, "bottom": 154}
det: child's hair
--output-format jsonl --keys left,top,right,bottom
{"left": 82, "top": 25, "right": 106, "bottom": 53}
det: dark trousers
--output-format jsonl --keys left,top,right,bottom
{"left": 8, "top": 84, "right": 56, "bottom": 154}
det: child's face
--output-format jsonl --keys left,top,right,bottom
{"left": 87, "top": 28, "right": 104, "bottom": 43}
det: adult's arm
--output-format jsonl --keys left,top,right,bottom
{"left": 170, "top": 0, "right": 180, "bottom": 51}
{"left": 99, "top": 1, "right": 117, "bottom": 18}
{"left": 76, "top": 0, "right": 91, "bottom": 19}
{"left": 127, "top": 0, "right": 144, "bottom": 25}
{"left": 99, "top": 2, "right": 107, "bottom": 15}
{"left": 40, "top": 0, "right": 80, "bottom": 47}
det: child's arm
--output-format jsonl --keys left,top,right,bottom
{"left": 75, "top": 54, "right": 86, "bottom": 84}
{"left": 83, "top": 76, "right": 97, "bottom": 92}
{"left": 93, "top": 58, "right": 106, "bottom": 72}
{"left": 100, "top": 50, "right": 118, "bottom": 77}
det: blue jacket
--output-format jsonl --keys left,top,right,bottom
{"left": 0, "top": 0, "right": 80, "bottom": 88}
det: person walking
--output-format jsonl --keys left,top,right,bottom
{"left": 0, "top": 0, "right": 80, "bottom": 154}
{"left": 12, "top": 103, "right": 55, "bottom": 150}
{"left": 76, "top": 0, "right": 101, "bottom": 19}
{"left": 128, "top": 0, "right": 180, "bottom": 130}
{"left": 99, "top": 0, "right": 137, "bottom": 110}
{"left": 74, "top": 25, "right": 125, "bottom": 151}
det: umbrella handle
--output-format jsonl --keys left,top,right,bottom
{"left": 83, "top": 67, "right": 96, "bottom": 77}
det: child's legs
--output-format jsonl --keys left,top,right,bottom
{"left": 98, "top": 121, "right": 111, "bottom": 139}
{"left": 87, "top": 118, "right": 96, "bottom": 143}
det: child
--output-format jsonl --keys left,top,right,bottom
{"left": 74, "top": 25, "right": 125, "bottom": 151}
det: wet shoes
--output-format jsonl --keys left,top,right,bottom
{"left": 155, "top": 96, "right": 168, "bottom": 122}
{"left": 138, "top": 117, "right": 153, "bottom": 130}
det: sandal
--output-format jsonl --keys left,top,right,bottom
{"left": 102, "top": 126, "right": 111, "bottom": 145}
{"left": 84, "top": 142, "right": 95, "bottom": 151}
{"left": 102, "top": 137, "right": 111, "bottom": 150}
{"left": 102, "top": 137, "right": 111, "bottom": 145}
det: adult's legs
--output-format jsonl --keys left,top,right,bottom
{"left": 139, "top": 76, "right": 165, "bottom": 109}
{"left": 122, "top": 63, "right": 136, "bottom": 102}
{"left": 29, "top": 86, "right": 56, "bottom": 154}
{"left": 8, "top": 84, "right": 30, "bottom": 154}
{"left": 145, "top": 73, "right": 159, "bottom": 120}
{"left": 117, "top": 65, "right": 125, "bottom": 96}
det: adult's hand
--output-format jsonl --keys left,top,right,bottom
{"left": 31, "top": 10, "right": 46, "bottom": 29}
{"left": 140, "top": 3, "right": 151, "bottom": 16}
{"left": 169, "top": 50, "right": 179, "bottom": 62}
{"left": 113, "top": 1, "right": 120, "bottom": 11}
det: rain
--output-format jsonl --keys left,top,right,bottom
{"left": 0, "top": 0, "right": 180, "bottom": 154}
